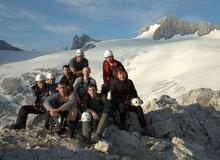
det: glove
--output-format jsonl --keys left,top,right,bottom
{"left": 131, "top": 97, "right": 143, "bottom": 107}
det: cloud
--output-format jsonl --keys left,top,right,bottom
{"left": 56, "top": 0, "right": 105, "bottom": 7}
{"left": 0, "top": 3, "right": 13, "bottom": 18}
{"left": 42, "top": 24, "right": 81, "bottom": 34}
{"left": 56, "top": 0, "right": 181, "bottom": 26}
{"left": 19, "top": 9, "right": 46, "bottom": 21}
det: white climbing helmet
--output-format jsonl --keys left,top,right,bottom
{"left": 81, "top": 112, "right": 92, "bottom": 122}
{"left": 76, "top": 49, "right": 84, "bottom": 56}
{"left": 35, "top": 74, "right": 45, "bottom": 81}
{"left": 104, "top": 50, "right": 113, "bottom": 58}
{"left": 47, "top": 72, "right": 55, "bottom": 79}
{"left": 131, "top": 97, "right": 143, "bottom": 107}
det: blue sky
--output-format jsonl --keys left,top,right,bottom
{"left": 0, "top": 0, "right": 219, "bottom": 50}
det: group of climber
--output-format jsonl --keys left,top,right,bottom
{"left": 8, "top": 49, "right": 148, "bottom": 143}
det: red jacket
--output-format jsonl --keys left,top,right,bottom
{"left": 103, "top": 59, "right": 123, "bottom": 84}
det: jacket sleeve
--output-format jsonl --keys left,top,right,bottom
{"left": 103, "top": 61, "right": 108, "bottom": 83}
{"left": 84, "top": 58, "right": 89, "bottom": 67}
{"left": 69, "top": 58, "right": 75, "bottom": 68}
{"left": 43, "top": 94, "right": 59, "bottom": 110}
{"left": 73, "top": 77, "right": 80, "bottom": 94}
{"left": 58, "top": 91, "right": 77, "bottom": 111}
{"left": 111, "top": 81, "right": 117, "bottom": 103}
{"left": 129, "top": 80, "right": 138, "bottom": 98}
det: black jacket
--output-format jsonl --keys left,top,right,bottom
{"left": 59, "top": 73, "right": 77, "bottom": 91}
{"left": 111, "top": 79, "right": 138, "bottom": 104}
{"left": 31, "top": 84, "right": 50, "bottom": 105}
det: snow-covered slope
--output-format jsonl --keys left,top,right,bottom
{"left": 136, "top": 24, "right": 160, "bottom": 39}
{"left": 1, "top": 29, "right": 220, "bottom": 108}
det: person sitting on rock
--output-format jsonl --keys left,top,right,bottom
{"left": 43, "top": 82, "right": 78, "bottom": 137}
{"left": 101, "top": 50, "right": 124, "bottom": 96}
{"left": 46, "top": 72, "right": 57, "bottom": 95}
{"left": 111, "top": 67, "right": 148, "bottom": 135}
{"left": 73, "top": 67, "right": 96, "bottom": 104}
{"left": 59, "top": 65, "right": 77, "bottom": 91}
{"left": 8, "top": 74, "right": 50, "bottom": 130}
{"left": 81, "top": 84, "right": 110, "bottom": 143}
{"left": 69, "top": 49, "right": 89, "bottom": 77}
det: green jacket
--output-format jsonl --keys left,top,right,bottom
{"left": 82, "top": 93, "right": 110, "bottom": 114}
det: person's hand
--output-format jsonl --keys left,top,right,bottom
{"left": 49, "top": 108, "right": 59, "bottom": 117}
{"left": 89, "top": 110, "right": 99, "bottom": 121}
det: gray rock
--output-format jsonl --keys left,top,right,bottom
{"left": 1, "top": 77, "right": 23, "bottom": 95}
{"left": 176, "top": 88, "right": 220, "bottom": 111}
{"left": 94, "top": 140, "right": 112, "bottom": 152}
{"left": 150, "top": 141, "right": 171, "bottom": 152}
{"left": 138, "top": 26, "right": 150, "bottom": 35}
{"left": 139, "top": 16, "right": 220, "bottom": 40}
{"left": 71, "top": 34, "right": 100, "bottom": 50}
{"left": 153, "top": 16, "right": 196, "bottom": 40}
{"left": 145, "top": 95, "right": 220, "bottom": 159}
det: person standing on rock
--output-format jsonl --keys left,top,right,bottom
{"left": 81, "top": 83, "right": 110, "bottom": 143}
{"left": 8, "top": 74, "right": 50, "bottom": 130}
{"left": 101, "top": 50, "right": 124, "bottom": 95}
{"left": 111, "top": 67, "right": 148, "bottom": 134}
{"left": 59, "top": 65, "right": 77, "bottom": 91}
{"left": 69, "top": 49, "right": 89, "bottom": 77}
{"left": 43, "top": 82, "right": 78, "bottom": 137}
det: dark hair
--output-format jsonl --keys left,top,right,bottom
{"left": 63, "top": 65, "right": 69, "bottom": 69}
{"left": 117, "top": 66, "right": 126, "bottom": 73}
{"left": 57, "top": 81, "right": 67, "bottom": 86}
{"left": 87, "top": 83, "right": 97, "bottom": 90}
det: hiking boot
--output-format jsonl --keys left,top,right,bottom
{"left": 44, "top": 122, "right": 50, "bottom": 129}
{"left": 77, "top": 135, "right": 92, "bottom": 145}
{"left": 6, "top": 124, "right": 25, "bottom": 130}
{"left": 92, "top": 133, "right": 102, "bottom": 143}
{"left": 141, "top": 126, "right": 151, "bottom": 136}
{"left": 119, "top": 120, "right": 127, "bottom": 131}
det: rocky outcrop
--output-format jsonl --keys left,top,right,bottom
{"left": 138, "top": 26, "right": 150, "bottom": 36}
{"left": 71, "top": 34, "right": 100, "bottom": 51}
{"left": 176, "top": 88, "right": 220, "bottom": 111}
{"left": 153, "top": 16, "right": 196, "bottom": 40}
{"left": 139, "top": 16, "right": 220, "bottom": 40}
{"left": 0, "top": 40, "right": 22, "bottom": 51}
{"left": 144, "top": 95, "right": 220, "bottom": 159}
{"left": 1, "top": 93, "right": 220, "bottom": 159}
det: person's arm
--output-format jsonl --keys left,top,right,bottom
{"left": 91, "top": 78, "right": 96, "bottom": 85}
{"left": 43, "top": 93, "right": 59, "bottom": 111}
{"left": 129, "top": 80, "right": 138, "bottom": 98}
{"left": 110, "top": 81, "right": 118, "bottom": 107}
{"left": 103, "top": 61, "right": 108, "bottom": 83}
{"left": 73, "top": 77, "right": 80, "bottom": 94}
{"left": 84, "top": 58, "right": 89, "bottom": 67}
{"left": 70, "top": 67, "right": 81, "bottom": 75}
{"left": 58, "top": 91, "right": 77, "bottom": 111}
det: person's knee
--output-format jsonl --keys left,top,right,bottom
{"left": 81, "top": 112, "right": 92, "bottom": 122}
{"left": 19, "top": 105, "right": 30, "bottom": 113}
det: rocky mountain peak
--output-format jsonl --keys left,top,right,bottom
{"left": 71, "top": 34, "right": 100, "bottom": 51}
{"left": 139, "top": 15, "right": 220, "bottom": 40}
{"left": 0, "top": 40, "right": 22, "bottom": 51}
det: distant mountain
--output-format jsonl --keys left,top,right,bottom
{"left": 71, "top": 34, "right": 100, "bottom": 51}
{"left": 0, "top": 40, "right": 22, "bottom": 51}
{"left": 139, "top": 16, "right": 220, "bottom": 40}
